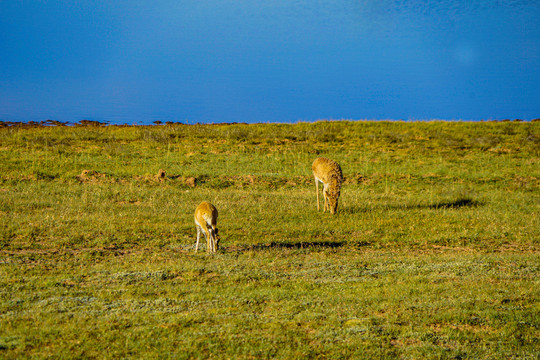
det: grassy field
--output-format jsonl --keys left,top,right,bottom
{"left": 0, "top": 120, "right": 539, "bottom": 359}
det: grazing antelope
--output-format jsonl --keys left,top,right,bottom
{"left": 194, "top": 201, "right": 220, "bottom": 253}
{"left": 312, "top": 157, "right": 343, "bottom": 214}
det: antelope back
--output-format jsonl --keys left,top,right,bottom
{"left": 312, "top": 157, "right": 343, "bottom": 185}
{"left": 195, "top": 201, "right": 218, "bottom": 228}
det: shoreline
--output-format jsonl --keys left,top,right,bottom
{"left": 1, "top": 118, "right": 537, "bottom": 128}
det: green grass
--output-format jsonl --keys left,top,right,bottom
{"left": 0, "top": 120, "right": 539, "bottom": 358}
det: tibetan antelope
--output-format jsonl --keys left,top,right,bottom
{"left": 194, "top": 201, "right": 220, "bottom": 253}
{"left": 312, "top": 157, "right": 343, "bottom": 214}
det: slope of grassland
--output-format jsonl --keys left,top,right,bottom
{"left": 0, "top": 121, "right": 539, "bottom": 358}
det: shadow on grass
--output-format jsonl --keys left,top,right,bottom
{"left": 244, "top": 241, "right": 347, "bottom": 251}
{"left": 427, "top": 198, "right": 482, "bottom": 209}
{"left": 342, "top": 197, "right": 483, "bottom": 214}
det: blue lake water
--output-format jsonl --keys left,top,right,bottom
{"left": 1, "top": 1, "right": 539, "bottom": 124}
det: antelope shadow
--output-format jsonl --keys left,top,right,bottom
{"left": 341, "top": 197, "right": 483, "bottom": 214}
{"left": 245, "top": 240, "right": 347, "bottom": 251}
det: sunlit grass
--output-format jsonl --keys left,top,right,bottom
{"left": 0, "top": 120, "right": 539, "bottom": 358}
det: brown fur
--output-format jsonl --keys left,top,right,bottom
{"left": 194, "top": 201, "right": 219, "bottom": 253}
{"left": 312, "top": 157, "right": 343, "bottom": 214}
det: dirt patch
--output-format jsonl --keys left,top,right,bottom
{"left": 185, "top": 177, "right": 197, "bottom": 187}
{"left": 156, "top": 169, "right": 167, "bottom": 182}
{"left": 76, "top": 170, "right": 108, "bottom": 183}
{"left": 343, "top": 174, "right": 370, "bottom": 185}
